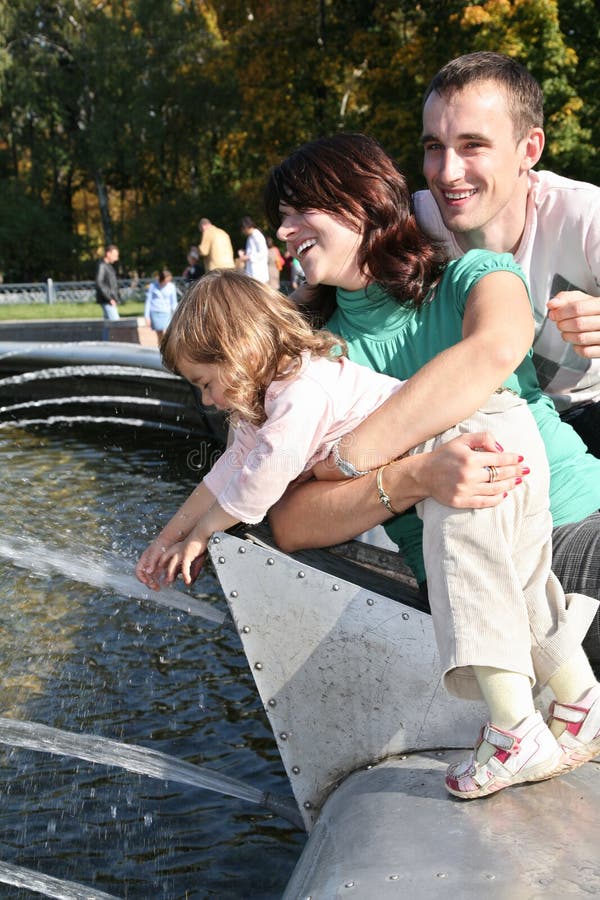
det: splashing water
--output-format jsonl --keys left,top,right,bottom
{"left": 0, "top": 535, "right": 226, "bottom": 625}
{"left": 0, "top": 859, "right": 120, "bottom": 899}
{"left": 0, "top": 717, "right": 303, "bottom": 828}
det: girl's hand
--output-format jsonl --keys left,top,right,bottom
{"left": 136, "top": 540, "right": 169, "bottom": 590}
{"left": 161, "top": 534, "right": 208, "bottom": 586}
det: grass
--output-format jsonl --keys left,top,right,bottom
{"left": 0, "top": 301, "right": 145, "bottom": 321}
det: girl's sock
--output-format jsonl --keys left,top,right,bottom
{"left": 472, "top": 666, "right": 536, "bottom": 763}
{"left": 547, "top": 649, "right": 599, "bottom": 739}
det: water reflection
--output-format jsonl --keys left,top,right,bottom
{"left": 0, "top": 423, "right": 303, "bottom": 898}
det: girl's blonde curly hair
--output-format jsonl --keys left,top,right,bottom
{"left": 160, "top": 269, "right": 346, "bottom": 426}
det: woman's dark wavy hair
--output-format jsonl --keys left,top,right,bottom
{"left": 264, "top": 133, "right": 448, "bottom": 325}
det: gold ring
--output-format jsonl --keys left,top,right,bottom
{"left": 484, "top": 465, "right": 498, "bottom": 484}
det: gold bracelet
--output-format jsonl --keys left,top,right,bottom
{"left": 376, "top": 464, "right": 400, "bottom": 516}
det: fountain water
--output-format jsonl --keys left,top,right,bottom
{"left": 0, "top": 411, "right": 303, "bottom": 897}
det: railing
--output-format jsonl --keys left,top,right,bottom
{"left": 0, "top": 277, "right": 188, "bottom": 306}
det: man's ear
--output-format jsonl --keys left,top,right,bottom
{"left": 521, "top": 127, "right": 545, "bottom": 171}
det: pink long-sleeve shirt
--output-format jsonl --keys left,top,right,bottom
{"left": 203, "top": 353, "right": 403, "bottom": 523}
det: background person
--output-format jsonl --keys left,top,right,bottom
{"left": 414, "top": 51, "right": 600, "bottom": 457}
{"left": 144, "top": 268, "right": 178, "bottom": 341}
{"left": 239, "top": 216, "right": 269, "bottom": 283}
{"left": 197, "top": 218, "right": 235, "bottom": 271}
{"left": 266, "top": 235, "right": 285, "bottom": 290}
{"left": 182, "top": 246, "right": 204, "bottom": 283}
{"left": 95, "top": 245, "right": 121, "bottom": 336}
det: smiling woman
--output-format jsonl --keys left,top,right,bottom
{"left": 276, "top": 205, "right": 363, "bottom": 290}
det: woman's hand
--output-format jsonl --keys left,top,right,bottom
{"left": 403, "top": 431, "right": 528, "bottom": 508}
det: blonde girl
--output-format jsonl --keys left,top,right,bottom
{"left": 136, "top": 268, "right": 406, "bottom": 587}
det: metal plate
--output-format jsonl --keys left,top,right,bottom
{"left": 283, "top": 752, "right": 600, "bottom": 899}
{"left": 210, "top": 532, "right": 490, "bottom": 828}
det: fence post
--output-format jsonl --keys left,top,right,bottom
{"left": 46, "top": 278, "right": 57, "bottom": 304}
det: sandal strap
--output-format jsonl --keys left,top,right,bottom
{"left": 482, "top": 722, "right": 518, "bottom": 751}
{"left": 550, "top": 700, "right": 587, "bottom": 725}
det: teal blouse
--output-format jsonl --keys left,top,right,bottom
{"left": 328, "top": 249, "right": 600, "bottom": 582}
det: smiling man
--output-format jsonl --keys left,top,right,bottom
{"left": 414, "top": 52, "right": 600, "bottom": 457}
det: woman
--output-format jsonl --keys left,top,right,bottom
{"left": 144, "top": 268, "right": 178, "bottom": 340}
{"left": 264, "top": 133, "right": 600, "bottom": 645}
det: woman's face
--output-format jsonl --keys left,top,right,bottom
{"left": 276, "top": 204, "right": 366, "bottom": 290}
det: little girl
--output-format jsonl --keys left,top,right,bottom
{"left": 136, "top": 268, "right": 600, "bottom": 799}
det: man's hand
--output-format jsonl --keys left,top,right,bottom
{"left": 547, "top": 290, "right": 600, "bottom": 359}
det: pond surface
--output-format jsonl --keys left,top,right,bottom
{"left": 0, "top": 422, "right": 304, "bottom": 899}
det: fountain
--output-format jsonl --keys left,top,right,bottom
{"left": 0, "top": 340, "right": 304, "bottom": 898}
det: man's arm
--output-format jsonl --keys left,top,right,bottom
{"left": 547, "top": 291, "right": 600, "bottom": 359}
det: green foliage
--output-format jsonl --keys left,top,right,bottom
{"left": 0, "top": 0, "right": 597, "bottom": 281}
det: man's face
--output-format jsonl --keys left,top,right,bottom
{"left": 107, "top": 248, "right": 119, "bottom": 264}
{"left": 421, "top": 83, "right": 535, "bottom": 251}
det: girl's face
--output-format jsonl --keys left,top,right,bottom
{"left": 276, "top": 204, "right": 366, "bottom": 290}
{"left": 177, "top": 358, "right": 229, "bottom": 410}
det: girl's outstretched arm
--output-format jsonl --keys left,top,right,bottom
{"left": 136, "top": 482, "right": 217, "bottom": 588}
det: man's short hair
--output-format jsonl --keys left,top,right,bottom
{"left": 105, "top": 243, "right": 118, "bottom": 254}
{"left": 423, "top": 51, "right": 544, "bottom": 140}
{"left": 241, "top": 216, "right": 255, "bottom": 230}
{"left": 199, "top": 217, "right": 211, "bottom": 227}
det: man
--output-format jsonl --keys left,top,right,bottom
{"left": 198, "top": 218, "right": 235, "bottom": 271}
{"left": 239, "top": 216, "right": 269, "bottom": 283}
{"left": 414, "top": 51, "right": 600, "bottom": 456}
{"left": 95, "top": 245, "right": 121, "bottom": 334}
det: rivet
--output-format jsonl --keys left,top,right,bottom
{"left": 297, "top": 570, "right": 305, "bottom": 578}
{"left": 238, "top": 546, "right": 246, "bottom": 553}
{"left": 366, "top": 597, "right": 374, "bottom": 606}
{"left": 332, "top": 584, "right": 340, "bottom": 591}
{"left": 230, "top": 590, "right": 238, "bottom": 598}
{"left": 217, "top": 556, "right": 226, "bottom": 564}
{"left": 435, "top": 873, "right": 448, "bottom": 879}
{"left": 400, "top": 755, "right": 407, "bottom": 760}
{"left": 436, "top": 751, "right": 444, "bottom": 757}
{"left": 402, "top": 612, "right": 410, "bottom": 620}
{"left": 267, "top": 558, "right": 275, "bottom": 566}
{"left": 344, "top": 882, "right": 355, "bottom": 889}
{"left": 292, "top": 766, "right": 300, "bottom": 774}
{"left": 268, "top": 698, "right": 276, "bottom": 707}
{"left": 388, "top": 874, "right": 400, "bottom": 881}
{"left": 242, "top": 625, "right": 250, "bottom": 634}
{"left": 254, "top": 662, "right": 263, "bottom": 670}
{"left": 303, "top": 801, "right": 312, "bottom": 809}
{"left": 279, "top": 732, "right": 288, "bottom": 741}
{"left": 484, "top": 874, "right": 496, "bottom": 880}
{"left": 212, "top": 536, "right": 221, "bottom": 544}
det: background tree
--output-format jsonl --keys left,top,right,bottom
{"left": 0, "top": 0, "right": 596, "bottom": 282}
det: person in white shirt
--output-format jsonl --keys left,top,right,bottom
{"left": 239, "top": 216, "right": 269, "bottom": 283}
{"left": 414, "top": 51, "right": 600, "bottom": 458}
